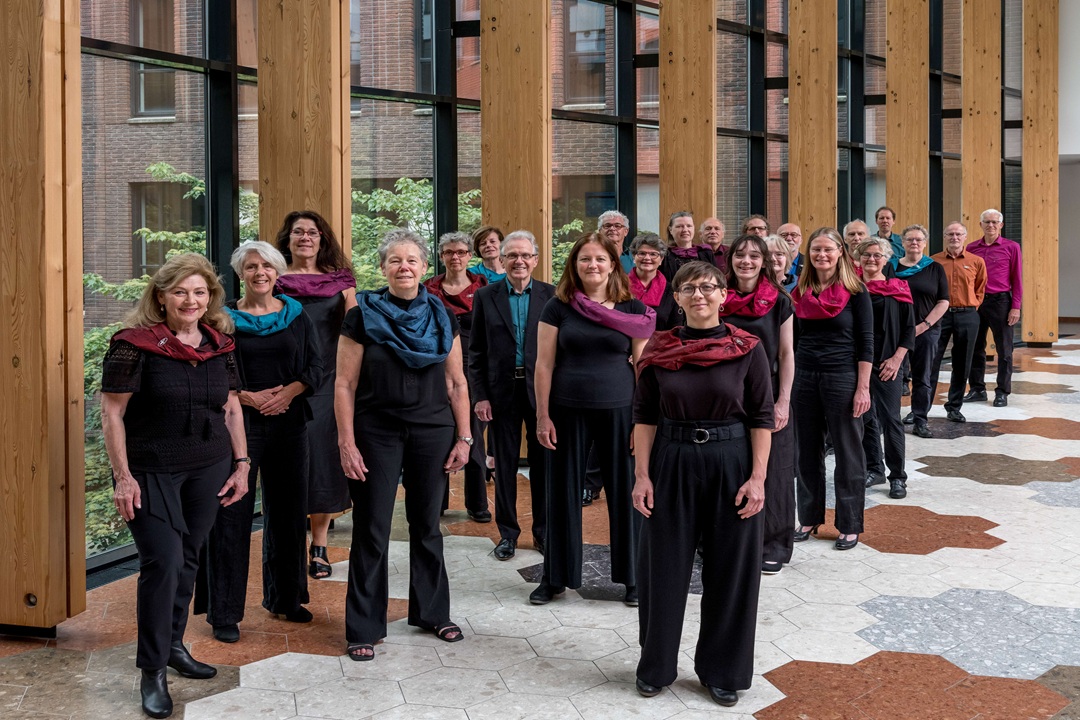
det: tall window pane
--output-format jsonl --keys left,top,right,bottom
{"left": 717, "top": 135, "right": 749, "bottom": 227}
{"left": 83, "top": 0, "right": 205, "bottom": 57}
{"left": 553, "top": 120, "right": 616, "bottom": 278}
{"left": 351, "top": 0, "right": 434, "bottom": 94}
{"left": 555, "top": 0, "right": 614, "bottom": 111}
{"left": 637, "top": 126, "right": 660, "bottom": 233}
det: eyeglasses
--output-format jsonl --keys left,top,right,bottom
{"left": 601, "top": 223, "right": 627, "bottom": 230}
{"left": 290, "top": 229, "right": 321, "bottom": 239}
{"left": 903, "top": 237, "right": 926, "bottom": 244}
{"left": 779, "top": 232, "right": 801, "bottom": 239}
{"left": 862, "top": 253, "right": 888, "bottom": 261}
{"left": 503, "top": 252, "right": 537, "bottom": 262}
{"left": 981, "top": 220, "right": 1002, "bottom": 225}
{"left": 747, "top": 225, "right": 767, "bottom": 232}
{"left": 677, "top": 283, "right": 720, "bottom": 297}
{"left": 441, "top": 249, "right": 470, "bottom": 258}
{"left": 634, "top": 251, "right": 662, "bottom": 259}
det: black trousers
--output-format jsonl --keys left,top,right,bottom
{"left": 488, "top": 378, "right": 547, "bottom": 544}
{"left": 543, "top": 404, "right": 637, "bottom": 589}
{"left": 204, "top": 414, "right": 310, "bottom": 627}
{"left": 864, "top": 372, "right": 907, "bottom": 481}
{"left": 127, "top": 455, "right": 231, "bottom": 669}
{"left": 969, "top": 292, "right": 1015, "bottom": 396}
{"left": 793, "top": 369, "right": 866, "bottom": 534}
{"left": 346, "top": 418, "right": 453, "bottom": 643}
{"left": 637, "top": 426, "right": 762, "bottom": 690}
{"left": 442, "top": 410, "right": 489, "bottom": 514}
{"left": 910, "top": 325, "right": 941, "bottom": 423}
{"left": 935, "top": 308, "right": 981, "bottom": 411}
{"left": 762, "top": 421, "right": 795, "bottom": 564}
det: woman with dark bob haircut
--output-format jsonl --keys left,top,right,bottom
{"left": 627, "top": 232, "right": 681, "bottom": 331}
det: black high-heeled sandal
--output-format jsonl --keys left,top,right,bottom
{"left": 309, "top": 545, "right": 332, "bottom": 579}
{"left": 793, "top": 524, "right": 820, "bottom": 542}
{"left": 835, "top": 534, "right": 860, "bottom": 551}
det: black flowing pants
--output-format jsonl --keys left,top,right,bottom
{"left": 762, "top": 421, "right": 795, "bottom": 564}
{"left": 442, "top": 410, "right": 490, "bottom": 514}
{"left": 488, "top": 378, "right": 547, "bottom": 544}
{"left": 935, "top": 308, "right": 980, "bottom": 412}
{"left": 969, "top": 292, "right": 1014, "bottom": 397}
{"left": 864, "top": 373, "right": 907, "bottom": 481}
{"left": 910, "top": 325, "right": 942, "bottom": 423}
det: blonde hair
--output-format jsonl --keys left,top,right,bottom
{"left": 125, "top": 252, "right": 234, "bottom": 333}
{"left": 796, "top": 227, "right": 864, "bottom": 296}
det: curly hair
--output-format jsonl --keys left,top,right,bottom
{"left": 125, "top": 252, "right": 234, "bottom": 333}
{"left": 273, "top": 210, "right": 348, "bottom": 272}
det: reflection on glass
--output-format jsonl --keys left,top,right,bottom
{"left": 457, "top": 0, "right": 480, "bottom": 21}
{"left": 351, "top": 0, "right": 434, "bottom": 94}
{"left": 768, "top": 89, "right": 788, "bottom": 135}
{"left": 866, "top": 61, "right": 885, "bottom": 94}
{"left": 1003, "top": 164, "right": 1021, "bottom": 242}
{"left": 458, "top": 109, "right": 482, "bottom": 231}
{"left": 866, "top": 0, "right": 886, "bottom": 57}
{"left": 1004, "top": 0, "right": 1022, "bottom": 90}
{"left": 865, "top": 105, "right": 886, "bottom": 146}
{"left": 1004, "top": 128, "right": 1021, "bottom": 162}
{"left": 942, "top": 158, "right": 962, "bottom": 232}
{"left": 768, "top": 0, "right": 789, "bottom": 33}
{"left": 718, "top": 32, "right": 749, "bottom": 131}
{"left": 82, "top": 0, "right": 206, "bottom": 57}
{"left": 943, "top": 78, "right": 961, "bottom": 109}
{"left": 942, "top": 118, "right": 961, "bottom": 155}
{"left": 238, "top": 81, "right": 260, "bottom": 243}
{"left": 637, "top": 68, "right": 659, "bottom": 118}
{"left": 637, "top": 6, "right": 659, "bottom": 114}
{"left": 553, "top": 120, "right": 616, "bottom": 278}
{"left": 767, "top": 42, "right": 787, "bottom": 78}
{"left": 767, "top": 141, "right": 788, "bottom": 228}
{"left": 717, "top": 135, "right": 749, "bottom": 227}
{"left": 559, "top": 0, "right": 611, "bottom": 108}
{"left": 866, "top": 151, "right": 887, "bottom": 216}
{"left": 716, "top": 0, "right": 748, "bottom": 25}
{"left": 238, "top": 0, "right": 258, "bottom": 68}
{"left": 942, "top": 0, "right": 962, "bottom": 75}
{"left": 457, "top": 37, "right": 481, "bottom": 99}
{"left": 838, "top": 59, "right": 849, "bottom": 142}
{"left": 638, "top": 127, "right": 660, "bottom": 234}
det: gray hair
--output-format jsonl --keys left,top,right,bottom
{"left": 231, "top": 240, "right": 288, "bottom": 277}
{"left": 856, "top": 237, "right": 894, "bottom": 260}
{"left": 700, "top": 218, "right": 725, "bottom": 233}
{"left": 980, "top": 208, "right": 1003, "bottom": 222}
{"left": 944, "top": 220, "right": 968, "bottom": 235}
{"left": 378, "top": 228, "right": 429, "bottom": 266}
{"left": 502, "top": 230, "right": 539, "bottom": 255}
{"left": 437, "top": 231, "right": 473, "bottom": 254}
{"left": 843, "top": 219, "right": 869, "bottom": 236}
{"left": 597, "top": 210, "right": 629, "bottom": 231}
{"left": 629, "top": 232, "right": 667, "bottom": 258}
{"left": 901, "top": 224, "right": 929, "bottom": 241}
{"left": 763, "top": 235, "right": 793, "bottom": 275}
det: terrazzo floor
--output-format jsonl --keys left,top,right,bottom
{"left": 6, "top": 340, "right": 1080, "bottom": 718}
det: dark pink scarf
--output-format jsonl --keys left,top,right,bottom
{"left": 628, "top": 270, "right": 668, "bottom": 308}
{"left": 570, "top": 292, "right": 656, "bottom": 339}
{"left": 792, "top": 283, "right": 852, "bottom": 320}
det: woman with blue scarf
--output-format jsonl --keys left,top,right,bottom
{"left": 335, "top": 229, "right": 473, "bottom": 661}
{"left": 202, "top": 241, "right": 325, "bottom": 644}
{"left": 891, "top": 225, "right": 950, "bottom": 439}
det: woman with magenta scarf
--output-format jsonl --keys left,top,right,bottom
{"left": 532, "top": 233, "right": 656, "bottom": 606}
{"left": 659, "top": 211, "right": 715, "bottom": 283}
{"left": 627, "top": 232, "right": 681, "bottom": 331}
{"left": 791, "top": 227, "right": 873, "bottom": 551}
{"left": 720, "top": 235, "right": 795, "bottom": 574}
{"left": 274, "top": 210, "right": 357, "bottom": 580}
{"left": 335, "top": 229, "right": 473, "bottom": 660}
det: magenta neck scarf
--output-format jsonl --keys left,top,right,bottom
{"left": 629, "top": 270, "right": 668, "bottom": 308}
{"left": 275, "top": 267, "right": 356, "bottom": 299}
{"left": 792, "top": 283, "right": 852, "bottom": 320}
{"left": 570, "top": 291, "right": 656, "bottom": 339}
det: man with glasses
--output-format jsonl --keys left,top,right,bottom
{"left": 598, "top": 210, "right": 633, "bottom": 272}
{"left": 777, "top": 223, "right": 803, "bottom": 277}
{"left": 963, "top": 209, "right": 1022, "bottom": 407}
{"left": 741, "top": 215, "right": 769, "bottom": 237}
{"left": 875, "top": 206, "right": 905, "bottom": 259}
{"left": 469, "top": 230, "right": 554, "bottom": 560}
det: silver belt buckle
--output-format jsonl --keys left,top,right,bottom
{"left": 692, "top": 428, "right": 710, "bottom": 444}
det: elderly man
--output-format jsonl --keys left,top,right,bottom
{"left": 843, "top": 220, "right": 870, "bottom": 264}
{"left": 777, "top": 222, "right": 803, "bottom": 276}
{"left": 700, "top": 217, "right": 727, "bottom": 270}
{"left": 964, "top": 209, "right": 1022, "bottom": 407}
{"left": 741, "top": 214, "right": 769, "bottom": 237}
{"left": 469, "top": 231, "right": 555, "bottom": 560}
{"left": 598, "top": 210, "right": 633, "bottom": 272}
{"left": 931, "top": 222, "right": 987, "bottom": 422}
{"left": 875, "top": 206, "right": 905, "bottom": 259}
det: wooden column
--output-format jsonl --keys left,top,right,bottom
{"left": 658, "top": 0, "right": 715, "bottom": 234}
{"left": 1021, "top": 0, "right": 1059, "bottom": 344}
{"left": 960, "top": 0, "right": 1001, "bottom": 228}
{"left": 788, "top": 0, "right": 837, "bottom": 231}
{"left": 258, "top": 0, "right": 351, "bottom": 246}
{"left": 480, "top": 1, "right": 551, "bottom": 280}
{"left": 0, "top": 0, "right": 85, "bottom": 628}
{"left": 885, "top": 0, "right": 929, "bottom": 226}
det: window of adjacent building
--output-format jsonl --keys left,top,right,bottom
{"left": 637, "top": 7, "right": 659, "bottom": 105}
{"left": 131, "top": 182, "right": 206, "bottom": 277}
{"left": 564, "top": 0, "right": 607, "bottom": 105}
{"left": 416, "top": 0, "right": 434, "bottom": 94}
{"left": 130, "top": 0, "right": 176, "bottom": 117}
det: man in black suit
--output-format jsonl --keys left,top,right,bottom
{"left": 469, "top": 230, "right": 553, "bottom": 560}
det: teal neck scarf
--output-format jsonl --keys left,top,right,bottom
{"left": 227, "top": 295, "right": 304, "bottom": 336}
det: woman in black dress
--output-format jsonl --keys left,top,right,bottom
{"left": 627, "top": 232, "right": 681, "bottom": 331}
{"left": 633, "top": 261, "right": 773, "bottom": 707}
{"left": 532, "top": 233, "right": 655, "bottom": 606}
{"left": 100, "top": 253, "right": 247, "bottom": 718}
{"left": 274, "top": 210, "right": 357, "bottom": 580}
{"left": 720, "top": 235, "right": 795, "bottom": 574}
{"left": 659, "top": 211, "right": 715, "bottom": 282}
{"left": 203, "top": 241, "right": 324, "bottom": 643}
{"left": 335, "top": 229, "right": 473, "bottom": 661}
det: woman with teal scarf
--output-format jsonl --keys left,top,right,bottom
{"left": 201, "top": 241, "right": 325, "bottom": 644}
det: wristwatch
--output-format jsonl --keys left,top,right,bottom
{"left": 233, "top": 457, "right": 251, "bottom": 465}
{"left": 457, "top": 435, "right": 474, "bottom": 446}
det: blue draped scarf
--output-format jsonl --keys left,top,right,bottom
{"left": 226, "top": 295, "right": 303, "bottom": 336}
{"left": 890, "top": 255, "right": 934, "bottom": 278}
{"left": 357, "top": 285, "right": 454, "bottom": 368}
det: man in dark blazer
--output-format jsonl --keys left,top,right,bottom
{"left": 469, "top": 230, "right": 553, "bottom": 560}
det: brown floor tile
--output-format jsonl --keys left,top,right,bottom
{"left": 1038, "top": 666, "right": 1080, "bottom": 720}
{"left": 0, "top": 649, "right": 89, "bottom": 686}
{"left": 1058, "top": 458, "right": 1080, "bottom": 478}
{"left": 859, "top": 505, "right": 1002, "bottom": 555}
{"left": 856, "top": 651, "right": 969, "bottom": 691}
{"left": 284, "top": 619, "right": 348, "bottom": 656}
{"left": 86, "top": 575, "right": 138, "bottom": 603}
{"left": 917, "top": 454, "right": 1079, "bottom": 485}
{"left": 852, "top": 688, "right": 975, "bottom": 720}
{"left": 1008, "top": 381, "right": 1078, "bottom": 396}
{"left": 186, "top": 630, "right": 288, "bottom": 666}
{"left": 946, "top": 675, "right": 1069, "bottom": 720}
{"left": 991, "top": 418, "right": 1080, "bottom": 441}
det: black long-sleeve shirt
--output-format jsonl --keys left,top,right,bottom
{"left": 794, "top": 289, "right": 874, "bottom": 371}
{"left": 869, "top": 293, "right": 916, "bottom": 366}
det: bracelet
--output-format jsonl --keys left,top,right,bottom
{"left": 233, "top": 457, "right": 251, "bottom": 465}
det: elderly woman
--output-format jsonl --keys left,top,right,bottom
{"left": 628, "top": 232, "right": 681, "bottom": 331}
{"left": 858, "top": 238, "right": 915, "bottom": 500}
{"left": 471, "top": 225, "right": 506, "bottom": 283}
{"left": 792, "top": 228, "right": 872, "bottom": 551}
{"left": 532, "top": 234, "right": 655, "bottom": 606}
{"left": 423, "top": 232, "right": 491, "bottom": 522}
{"left": 335, "top": 229, "right": 472, "bottom": 661}
{"left": 764, "top": 234, "right": 798, "bottom": 291}
{"left": 101, "top": 253, "right": 247, "bottom": 718}
{"left": 894, "top": 224, "right": 950, "bottom": 440}
{"left": 274, "top": 210, "right": 357, "bottom": 580}
{"left": 633, "top": 261, "right": 773, "bottom": 706}
{"left": 202, "top": 241, "right": 324, "bottom": 644}
{"left": 721, "top": 235, "right": 795, "bottom": 574}
{"left": 659, "top": 211, "right": 715, "bottom": 282}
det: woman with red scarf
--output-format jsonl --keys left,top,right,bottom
{"left": 791, "top": 227, "right": 873, "bottom": 551}
{"left": 627, "top": 232, "right": 681, "bottom": 330}
{"left": 532, "top": 234, "right": 656, "bottom": 606}
{"left": 100, "top": 253, "right": 248, "bottom": 718}
{"left": 659, "top": 211, "right": 716, "bottom": 282}
{"left": 858, "top": 238, "right": 915, "bottom": 499}
{"left": 632, "top": 261, "right": 773, "bottom": 707}
{"left": 720, "top": 235, "right": 795, "bottom": 574}
{"left": 423, "top": 231, "right": 491, "bottom": 522}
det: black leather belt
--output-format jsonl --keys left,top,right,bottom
{"left": 659, "top": 423, "right": 746, "bottom": 444}
{"left": 514, "top": 367, "right": 526, "bottom": 379}
{"left": 948, "top": 306, "right": 976, "bottom": 313}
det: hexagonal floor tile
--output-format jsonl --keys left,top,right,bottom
{"left": 339, "top": 643, "right": 442, "bottom": 682}
{"left": 528, "top": 626, "right": 628, "bottom": 662}
{"left": 295, "top": 677, "right": 405, "bottom": 719}
{"left": 240, "top": 652, "right": 342, "bottom": 693}
{"left": 435, "top": 634, "right": 536, "bottom": 671}
{"left": 466, "top": 691, "right": 584, "bottom": 720}
{"left": 398, "top": 666, "right": 507, "bottom": 708}
{"left": 780, "top": 603, "right": 878, "bottom": 633}
{"left": 183, "top": 686, "right": 297, "bottom": 720}
{"left": 498, "top": 656, "right": 607, "bottom": 697}
{"left": 773, "top": 629, "right": 878, "bottom": 665}
{"left": 466, "top": 605, "right": 561, "bottom": 639}
{"left": 569, "top": 680, "right": 686, "bottom": 719}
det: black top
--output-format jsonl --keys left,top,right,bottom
{"left": 652, "top": 290, "right": 683, "bottom": 332}
{"left": 340, "top": 295, "right": 460, "bottom": 427}
{"left": 794, "top": 289, "right": 874, "bottom": 370}
{"left": 101, "top": 339, "right": 240, "bottom": 472}
{"left": 633, "top": 324, "right": 774, "bottom": 428}
{"left": 659, "top": 246, "right": 716, "bottom": 283}
{"left": 897, "top": 262, "right": 949, "bottom": 322}
{"left": 723, "top": 292, "right": 793, "bottom": 400}
{"left": 539, "top": 297, "right": 649, "bottom": 410}
{"left": 869, "top": 293, "right": 916, "bottom": 366}
{"left": 292, "top": 293, "right": 347, "bottom": 389}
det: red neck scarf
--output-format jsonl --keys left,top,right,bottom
{"left": 628, "top": 270, "right": 668, "bottom": 308}
{"left": 636, "top": 325, "right": 759, "bottom": 376}
{"left": 112, "top": 322, "right": 235, "bottom": 363}
{"left": 669, "top": 245, "right": 700, "bottom": 259}
{"left": 864, "top": 278, "right": 913, "bottom": 304}
{"left": 423, "top": 271, "right": 487, "bottom": 316}
{"left": 720, "top": 280, "right": 778, "bottom": 318}
{"left": 792, "top": 283, "right": 853, "bottom": 320}
{"left": 275, "top": 267, "right": 356, "bottom": 299}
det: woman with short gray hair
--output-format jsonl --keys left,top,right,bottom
{"left": 628, "top": 233, "right": 680, "bottom": 330}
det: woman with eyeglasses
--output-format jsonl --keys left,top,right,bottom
{"left": 274, "top": 210, "right": 357, "bottom": 584}
{"left": 627, "top": 232, "right": 681, "bottom": 331}
{"left": 471, "top": 225, "right": 506, "bottom": 283}
{"left": 792, "top": 228, "right": 873, "bottom": 551}
{"left": 659, "top": 211, "right": 715, "bottom": 283}
{"left": 632, "top": 261, "right": 773, "bottom": 707}
{"left": 764, "top": 234, "right": 798, "bottom": 292}
{"left": 423, "top": 232, "right": 492, "bottom": 523}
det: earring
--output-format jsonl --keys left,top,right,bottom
{"left": 677, "top": 307, "right": 684, "bottom": 315}
{"left": 160, "top": 305, "right": 165, "bottom": 314}
{"left": 718, "top": 305, "right": 725, "bottom": 313}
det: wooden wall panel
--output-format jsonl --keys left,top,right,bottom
{"left": 885, "top": 0, "right": 929, "bottom": 227}
{"left": 788, "top": 0, "right": 837, "bottom": 231}
{"left": 658, "top": 0, "right": 716, "bottom": 232}
{"left": 480, "top": 1, "right": 552, "bottom": 280}
{"left": 1021, "top": 0, "right": 1059, "bottom": 343}
{"left": 960, "top": 0, "right": 1001, "bottom": 228}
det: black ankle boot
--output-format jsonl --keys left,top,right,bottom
{"left": 140, "top": 668, "right": 173, "bottom": 718}
{"left": 167, "top": 641, "right": 217, "bottom": 679}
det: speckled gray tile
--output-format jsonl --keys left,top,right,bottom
{"left": 947, "top": 612, "right": 1041, "bottom": 647}
{"left": 0, "top": 683, "right": 27, "bottom": 711}
{"left": 943, "top": 639, "right": 1057, "bottom": 679}
{"left": 1019, "top": 606, "right": 1080, "bottom": 637}
{"left": 1025, "top": 634, "right": 1080, "bottom": 666}
{"left": 936, "top": 588, "right": 1032, "bottom": 616}
{"left": 18, "top": 670, "right": 136, "bottom": 717}
{"left": 0, "top": 649, "right": 89, "bottom": 685}
{"left": 856, "top": 618, "right": 966, "bottom": 654}
{"left": 859, "top": 594, "right": 956, "bottom": 624}
{"left": 1029, "top": 479, "right": 1080, "bottom": 508}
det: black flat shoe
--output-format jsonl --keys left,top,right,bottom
{"left": 624, "top": 585, "right": 639, "bottom": 607}
{"left": 912, "top": 423, "right": 933, "bottom": 438}
{"left": 167, "top": 641, "right": 216, "bottom": 679}
{"left": 468, "top": 508, "right": 492, "bottom": 523}
{"left": 889, "top": 480, "right": 908, "bottom": 499}
{"left": 964, "top": 389, "right": 988, "bottom": 402}
{"left": 141, "top": 668, "right": 173, "bottom": 718}
{"left": 492, "top": 538, "right": 516, "bottom": 560}
{"left": 835, "top": 534, "right": 860, "bottom": 551}
{"left": 528, "top": 582, "right": 566, "bottom": 605}
{"left": 902, "top": 412, "right": 915, "bottom": 425}
{"left": 279, "top": 607, "right": 313, "bottom": 623}
{"left": 636, "top": 678, "right": 663, "bottom": 697}
{"left": 212, "top": 623, "right": 239, "bottom": 643}
{"left": 865, "top": 471, "right": 887, "bottom": 488}
{"left": 994, "top": 393, "right": 1008, "bottom": 407}
{"left": 946, "top": 409, "right": 966, "bottom": 422}
{"left": 793, "top": 524, "right": 819, "bottom": 542}
{"left": 701, "top": 682, "right": 738, "bottom": 706}
{"left": 581, "top": 489, "right": 594, "bottom": 507}
{"left": 762, "top": 560, "right": 783, "bottom": 575}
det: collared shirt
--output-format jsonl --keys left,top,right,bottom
{"left": 932, "top": 249, "right": 987, "bottom": 308}
{"left": 506, "top": 278, "right": 532, "bottom": 366}
{"left": 879, "top": 231, "right": 904, "bottom": 259}
{"left": 965, "top": 236, "right": 1023, "bottom": 309}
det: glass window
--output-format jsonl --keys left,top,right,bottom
{"left": 767, "top": 141, "right": 789, "bottom": 227}
{"left": 838, "top": 59, "right": 849, "bottom": 142}
{"left": 350, "top": 0, "right": 433, "bottom": 95}
{"left": 130, "top": 182, "right": 206, "bottom": 276}
{"left": 767, "top": 41, "right": 787, "bottom": 78}
{"left": 238, "top": 81, "right": 260, "bottom": 243}
{"left": 417, "top": 0, "right": 434, "bottom": 93}
{"left": 559, "top": 0, "right": 611, "bottom": 108}
{"left": 1003, "top": 164, "right": 1021, "bottom": 242}
{"left": 457, "top": 0, "right": 480, "bottom": 21}
{"left": 82, "top": 0, "right": 205, "bottom": 57}
{"left": 636, "top": 6, "right": 659, "bottom": 113}
{"left": 942, "top": 157, "right": 962, "bottom": 230}
{"left": 1005, "top": 93, "right": 1022, "bottom": 122}
{"left": 1003, "top": 0, "right": 1022, "bottom": 90}
{"left": 865, "top": 0, "right": 886, "bottom": 57}
{"left": 552, "top": 120, "right": 616, "bottom": 277}
{"left": 457, "top": 108, "right": 482, "bottom": 231}
{"left": 637, "top": 126, "right": 660, "bottom": 234}
{"left": 865, "top": 105, "right": 886, "bottom": 146}
{"left": 865, "top": 150, "right": 886, "bottom": 215}
{"left": 768, "top": 0, "right": 789, "bottom": 34}
{"left": 942, "top": 118, "right": 961, "bottom": 155}
{"left": 717, "top": 135, "right": 749, "bottom": 226}
{"left": 717, "top": 32, "right": 749, "bottom": 131}
{"left": 866, "top": 61, "right": 885, "bottom": 94}
{"left": 129, "top": 0, "right": 176, "bottom": 116}
{"left": 942, "top": 0, "right": 962, "bottom": 76}
{"left": 768, "top": 89, "right": 788, "bottom": 135}
{"left": 716, "top": 0, "right": 748, "bottom": 25}
{"left": 457, "top": 36, "right": 481, "bottom": 100}
{"left": 237, "top": 0, "right": 258, "bottom": 68}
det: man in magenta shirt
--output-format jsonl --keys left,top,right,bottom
{"left": 963, "top": 208, "right": 1022, "bottom": 407}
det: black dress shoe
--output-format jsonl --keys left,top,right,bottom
{"left": 636, "top": 677, "right": 663, "bottom": 697}
{"left": 964, "top": 389, "right": 988, "bottom": 402}
{"left": 624, "top": 585, "right": 639, "bottom": 606}
{"left": 532, "top": 537, "right": 545, "bottom": 556}
{"left": 865, "top": 471, "right": 887, "bottom": 488}
{"left": 793, "top": 524, "right": 819, "bottom": 542}
{"left": 528, "top": 582, "right": 565, "bottom": 605}
{"left": 493, "top": 538, "right": 516, "bottom": 560}
{"left": 946, "top": 409, "right": 966, "bottom": 422}
{"left": 213, "top": 623, "right": 240, "bottom": 643}
{"left": 141, "top": 668, "right": 173, "bottom": 718}
{"left": 912, "top": 423, "right": 933, "bottom": 438}
{"left": 889, "top": 480, "right": 908, "bottom": 499}
{"left": 902, "top": 412, "right": 915, "bottom": 425}
{"left": 761, "top": 561, "right": 783, "bottom": 575}
{"left": 994, "top": 393, "right": 1008, "bottom": 407}
{"left": 468, "top": 508, "right": 492, "bottom": 523}
{"left": 280, "top": 606, "right": 313, "bottom": 623}
{"left": 581, "top": 489, "right": 594, "bottom": 507}
{"left": 835, "top": 534, "right": 860, "bottom": 551}
{"left": 901, "top": 381, "right": 911, "bottom": 397}
{"left": 701, "top": 682, "right": 738, "bottom": 706}
{"left": 168, "top": 641, "right": 217, "bottom": 679}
